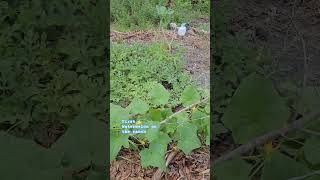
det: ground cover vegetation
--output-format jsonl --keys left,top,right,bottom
{"left": 0, "top": 0, "right": 108, "bottom": 179}
{"left": 110, "top": 0, "right": 210, "bottom": 179}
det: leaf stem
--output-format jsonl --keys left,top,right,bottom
{"left": 160, "top": 97, "right": 209, "bottom": 125}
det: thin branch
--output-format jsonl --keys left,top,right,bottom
{"left": 302, "top": 128, "right": 320, "bottom": 136}
{"left": 289, "top": 0, "right": 309, "bottom": 120}
{"left": 212, "top": 110, "right": 320, "bottom": 166}
{"left": 287, "top": 170, "right": 320, "bottom": 180}
{"left": 160, "top": 97, "right": 209, "bottom": 125}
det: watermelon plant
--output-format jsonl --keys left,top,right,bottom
{"left": 110, "top": 82, "right": 210, "bottom": 170}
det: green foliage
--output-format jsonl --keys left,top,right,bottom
{"left": 140, "top": 133, "right": 170, "bottom": 170}
{"left": 261, "top": 152, "right": 309, "bottom": 180}
{"left": 149, "top": 83, "right": 171, "bottom": 106}
{"left": 303, "top": 137, "right": 320, "bottom": 164}
{"left": 0, "top": 0, "right": 107, "bottom": 178}
{"left": 175, "top": 122, "right": 201, "bottom": 155}
{"left": 214, "top": 157, "right": 251, "bottom": 180}
{"left": 111, "top": 42, "right": 191, "bottom": 106}
{"left": 180, "top": 85, "right": 201, "bottom": 106}
{"left": 222, "top": 73, "right": 290, "bottom": 144}
{"left": 110, "top": 83, "right": 209, "bottom": 170}
{"left": 111, "top": 0, "right": 209, "bottom": 31}
{"left": 213, "top": 0, "right": 320, "bottom": 179}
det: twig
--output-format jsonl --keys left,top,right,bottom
{"left": 289, "top": 0, "right": 309, "bottom": 120}
{"left": 212, "top": 110, "right": 320, "bottom": 166}
{"left": 287, "top": 170, "right": 320, "bottom": 180}
{"left": 160, "top": 97, "right": 209, "bottom": 125}
{"left": 302, "top": 128, "right": 320, "bottom": 136}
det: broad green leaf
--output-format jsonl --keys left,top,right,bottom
{"left": 261, "top": 152, "right": 309, "bottom": 180}
{"left": 51, "top": 113, "right": 108, "bottom": 170}
{"left": 145, "top": 121, "right": 161, "bottom": 142}
{"left": 206, "top": 124, "right": 210, "bottom": 145}
{"left": 303, "top": 137, "right": 320, "bottom": 164}
{"left": 180, "top": 85, "right": 201, "bottom": 106}
{"left": 191, "top": 109, "right": 208, "bottom": 128}
{"left": 298, "top": 87, "right": 320, "bottom": 114}
{"left": 0, "top": 133, "right": 62, "bottom": 179}
{"left": 176, "top": 111, "right": 189, "bottom": 125}
{"left": 110, "top": 132, "right": 129, "bottom": 161}
{"left": 127, "top": 98, "right": 149, "bottom": 115}
{"left": 148, "top": 83, "right": 170, "bottom": 105}
{"left": 110, "top": 104, "right": 129, "bottom": 128}
{"left": 140, "top": 143, "right": 166, "bottom": 170}
{"left": 214, "top": 157, "right": 250, "bottom": 180}
{"left": 139, "top": 134, "right": 170, "bottom": 170}
{"left": 149, "top": 108, "right": 162, "bottom": 121}
{"left": 175, "top": 122, "right": 201, "bottom": 155}
{"left": 223, "top": 73, "right": 289, "bottom": 144}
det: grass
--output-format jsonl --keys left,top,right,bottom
{"left": 111, "top": 0, "right": 209, "bottom": 31}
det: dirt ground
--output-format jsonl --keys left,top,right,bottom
{"left": 230, "top": 0, "right": 320, "bottom": 86}
{"left": 110, "top": 146, "right": 210, "bottom": 180}
{"left": 110, "top": 19, "right": 210, "bottom": 180}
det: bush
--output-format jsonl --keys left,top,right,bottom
{"left": 110, "top": 42, "right": 192, "bottom": 106}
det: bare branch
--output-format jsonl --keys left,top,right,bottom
{"left": 287, "top": 170, "right": 320, "bottom": 180}
{"left": 212, "top": 110, "right": 320, "bottom": 166}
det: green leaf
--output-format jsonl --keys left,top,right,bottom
{"left": 140, "top": 143, "right": 166, "bottom": 170}
{"left": 180, "top": 85, "right": 201, "bottom": 106}
{"left": 175, "top": 122, "right": 201, "bottom": 155}
{"left": 148, "top": 83, "right": 170, "bottom": 105}
{"left": 222, "top": 73, "right": 289, "bottom": 144}
{"left": 139, "top": 134, "right": 170, "bottom": 170}
{"left": 303, "top": 137, "right": 320, "bottom": 164}
{"left": 127, "top": 98, "right": 149, "bottom": 115}
{"left": 51, "top": 113, "right": 108, "bottom": 169}
{"left": 191, "top": 109, "right": 207, "bottom": 128}
{"left": 214, "top": 157, "right": 250, "bottom": 180}
{"left": 0, "top": 133, "right": 62, "bottom": 179}
{"left": 145, "top": 121, "right": 161, "bottom": 142}
{"left": 261, "top": 152, "right": 309, "bottom": 180}
{"left": 110, "top": 104, "right": 129, "bottom": 129}
{"left": 176, "top": 111, "right": 189, "bottom": 125}
{"left": 149, "top": 108, "right": 162, "bottom": 121}
{"left": 110, "top": 132, "right": 129, "bottom": 161}
{"left": 205, "top": 125, "right": 210, "bottom": 145}
{"left": 298, "top": 87, "right": 320, "bottom": 114}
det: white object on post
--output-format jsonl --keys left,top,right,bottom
{"left": 177, "top": 23, "right": 187, "bottom": 37}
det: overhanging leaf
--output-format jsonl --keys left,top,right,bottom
{"left": 51, "top": 112, "right": 108, "bottom": 170}
{"left": 222, "top": 73, "right": 290, "bottom": 144}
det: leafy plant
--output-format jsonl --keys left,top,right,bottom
{"left": 111, "top": 0, "right": 210, "bottom": 31}
{"left": 110, "top": 42, "right": 192, "bottom": 106}
{"left": 0, "top": 0, "right": 108, "bottom": 179}
{"left": 110, "top": 83, "right": 210, "bottom": 170}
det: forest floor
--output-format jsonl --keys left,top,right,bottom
{"left": 110, "top": 18, "right": 210, "bottom": 180}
